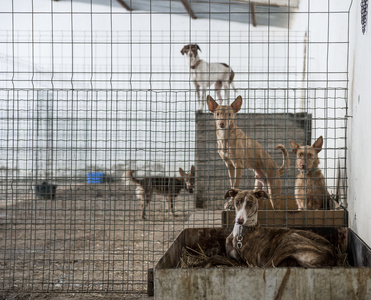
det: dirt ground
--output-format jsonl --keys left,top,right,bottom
{"left": 0, "top": 180, "right": 222, "bottom": 297}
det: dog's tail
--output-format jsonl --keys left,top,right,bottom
{"left": 275, "top": 144, "right": 289, "bottom": 176}
{"left": 229, "top": 70, "right": 238, "bottom": 92}
{"left": 125, "top": 170, "right": 142, "bottom": 185}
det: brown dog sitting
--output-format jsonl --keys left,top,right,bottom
{"left": 290, "top": 136, "right": 338, "bottom": 210}
{"left": 225, "top": 188, "right": 336, "bottom": 267}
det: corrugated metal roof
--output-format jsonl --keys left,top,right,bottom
{"left": 125, "top": 0, "right": 295, "bottom": 27}
{"left": 69, "top": 0, "right": 299, "bottom": 28}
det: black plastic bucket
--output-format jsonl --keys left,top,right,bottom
{"left": 34, "top": 182, "right": 58, "bottom": 199}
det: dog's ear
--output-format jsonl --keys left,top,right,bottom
{"left": 253, "top": 189, "right": 269, "bottom": 200}
{"left": 179, "top": 168, "right": 185, "bottom": 177}
{"left": 224, "top": 188, "right": 239, "bottom": 199}
{"left": 312, "top": 136, "right": 323, "bottom": 153}
{"left": 289, "top": 140, "right": 300, "bottom": 154}
{"left": 196, "top": 44, "right": 201, "bottom": 52}
{"left": 230, "top": 96, "right": 242, "bottom": 113}
{"left": 190, "top": 165, "right": 195, "bottom": 176}
{"left": 207, "top": 95, "right": 218, "bottom": 113}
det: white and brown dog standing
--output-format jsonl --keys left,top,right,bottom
{"left": 181, "top": 44, "right": 237, "bottom": 112}
{"left": 224, "top": 188, "right": 336, "bottom": 267}
{"left": 207, "top": 95, "right": 289, "bottom": 208}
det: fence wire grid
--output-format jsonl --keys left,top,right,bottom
{"left": 0, "top": 0, "right": 350, "bottom": 295}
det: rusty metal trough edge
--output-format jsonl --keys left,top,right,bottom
{"left": 222, "top": 208, "right": 349, "bottom": 228}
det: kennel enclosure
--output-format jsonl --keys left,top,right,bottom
{"left": 0, "top": 0, "right": 351, "bottom": 295}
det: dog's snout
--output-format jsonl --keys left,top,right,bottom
{"left": 237, "top": 217, "right": 244, "bottom": 225}
{"left": 219, "top": 122, "right": 225, "bottom": 128}
{"left": 185, "top": 183, "right": 194, "bottom": 194}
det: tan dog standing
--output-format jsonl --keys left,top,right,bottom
{"left": 290, "top": 136, "right": 338, "bottom": 210}
{"left": 207, "top": 95, "right": 289, "bottom": 208}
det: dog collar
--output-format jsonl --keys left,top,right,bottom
{"left": 299, "top": 167, "right": 319, "bottom": 174}
{"left": 190, "top": 60, "right": 202, "bottom": 69}
{"left": 236, "top": 223, "right": 257, "bottom": 254}
{"left": 236, "top": 224, "right": 244, "bottom": 256}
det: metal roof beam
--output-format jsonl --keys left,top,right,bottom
{"left": 116, "top": 0, "right": 132, "bottom": 11}
{"left": 180, "top": 0, "right": 197, "bottom": 19}
{"left": 250, "top": 2, "right": 257, "bottom": 27}
{"left": 234, "top": 0, "right": 299, "bottom": 8}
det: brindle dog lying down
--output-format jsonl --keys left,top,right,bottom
{"left": 225, "top": 188, "right": 336, "bottom": 267}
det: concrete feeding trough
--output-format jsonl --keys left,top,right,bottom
{"left": 153, "top": 227, "right": 371, "bottom": 299}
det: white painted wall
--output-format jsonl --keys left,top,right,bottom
{"left": 303, "top": 0, "right": 371, "bottom": 246}
{"left": 288, "top": 0, "right": 350, "bottom": 198}
{"left": 348, "top": 0, "right": 371, "bottom": 246}
{"left": 289, "top": 0, "right": 371, "bottom": 246}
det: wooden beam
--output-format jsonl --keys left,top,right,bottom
{"left": 180, "top": 0, "right": 197, "bottom": 19}
{"left": 250, "top": 2, "right": 257, "bottom": 27}
{"left": 116, "top": 0, "right": 132, "bottom": 11}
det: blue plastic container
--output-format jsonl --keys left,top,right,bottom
{"left": 87, "top": 172, "right": 104, "bottom": 184}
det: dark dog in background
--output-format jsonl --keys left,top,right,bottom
{"left": 126, "top": 166, "right": 195, "bottom": 219}
{"left": 224, "top": 188, "right": 336, "bottom": 267}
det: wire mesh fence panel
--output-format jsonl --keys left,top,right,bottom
{"left": 0, "top": 0, "right": 350, "bottom": 295}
